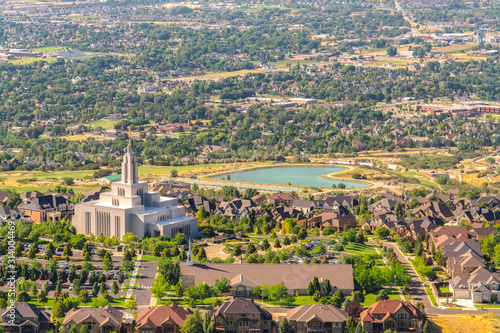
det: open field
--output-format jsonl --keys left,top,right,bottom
{"left": 361, "top": 288, "right": 401, "bottom": 307}
{"left": 342, "top": 243, "right": 378, "bottom": 256}
{"left": 9, "top": 58, "right": 58, "bottom": 65}
{"left": 33, "top": 47, "right": 67, "bottom": 52}
{"left": 429, "top": 313, "right": 500, "bottom": 333}
{"left": 88, "top": 119, "right": 121, "bottom": 130}
{"left": 432, "top": 43, "right": 478, "bottom": 54}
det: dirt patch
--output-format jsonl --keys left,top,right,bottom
{"left": 429, "top": 313, "right": 500, "bottom": 333}
{"left": 204, "top": 243, "right": 230, "bottom": 260}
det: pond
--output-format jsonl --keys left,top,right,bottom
{"left": 212, "top": 167, "right": 367, "bottom": 189}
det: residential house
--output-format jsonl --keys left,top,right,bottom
{"left": 411, "top": 202, "right": 454, "bottom": 222}
{"left": 293, "top": 199, "right": 323, "bottom": 215}
{"left": 286, "top": 304, "right": 349, "bottom": 333}
{"left": 0, "top": 191, "right": 10, "bottom": 204}
{"left": 323, "top": 195, "right": 359, "bottom": 212}
{"left": 18, "top": 194, "right": 74, "bottom": 222}
{"left": 62, "top": 305, "right": 124, "bottom": 333}
{"left": 363, "top": 213, "right": 407, "bottom": 233}
{"left": 251, "top": 194, "right": 268, "bottom": 205}
{"left": 267, "top": 193, "right": 296, "bottom": 206}
{"left": 446, "top": 252, "right": 485, "bottom": 278}
{"left": 307, "top": 212, "right": 356, "bottom": 230}
{"left": 211, "top": 298, "right": 273, "bottom": 333}
{"left": 430, "top": 226, "right": 476, "bottom": 249}
{"left": 0, "top": 302, "right": 51, "bottom": 333}
{"left": 216, "top": 198, "right": 259, "bottom": 220}
{"left": 270, "top": 206, "right": 304, "bottom": 223}
{"left": 360, "top": 300, "right": 424, "bottom": 333}
{"left": 0, "top": 206, "right": 23, "bottom": 223}
{"left": 450, "top": 267, "right": 500, "bottom": 303}
{"left": 183, "top": 196, "right": 217, "bottom": 215}
{"left": 474, "top": 226, "right": 497, "bottom": 240}
{"left": 368, "top": 198, "right": 398, "bottom": 214}
{"left": 136, "top": 304, "right": 191, "bottom": 333}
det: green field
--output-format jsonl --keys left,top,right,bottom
{"left": 33, "top": 47, "right": 67, "bottom": 52}
{"left": 361, "top": 288, "right": 401, "bottom": 307}
{"left": 342, "top": 243, "right": 378, "bottom": 256}
{"left": 9, "top": 58, "right": 58, "bottom": 65}
{"left": 439, "top": 286, "right": 451, "bottom": 294}
{"left": 28, "top": 296, "right": 56, "bottom": 308}
{"left": 88, "top": 119, "right": 122, "bottom": 130}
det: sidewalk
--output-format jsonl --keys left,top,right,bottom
{"left": 125, "top": 254, "right": 142, "bottom": 301}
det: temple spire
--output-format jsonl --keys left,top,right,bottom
{"left": 122, "top": 127, "right": 138, "bottom": 184}
{"left": 187, "top": 238, "right": 194, "bottom": 266}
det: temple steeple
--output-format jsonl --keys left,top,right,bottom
{"left": 187, "top": 238, "right": 194, "bottom": 266}
{"left": 121, "top": 128, "right": 139, "bottom": 184}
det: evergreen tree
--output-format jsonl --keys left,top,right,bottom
{"left": 279, "top": 318, "right": 295, "bottom": 333}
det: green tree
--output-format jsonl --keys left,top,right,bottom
{"left": 181, "top": 310, "right": 204, "bottom": 333}
{"left": 152, "top": 274, "right": 169, "bottom": 299}
{"left": 111, "top": 281, "right": 119, "bottom": 296}
{"left": 345, "top": 316, "right": 357, "bottom": 333}
{"left": 80, "top": 325, "right": 89, "bottom": 333}
{"left": 387, "top": 46, "right": 398, "bottom": 57}
{"left": 196, "top": 205, "right": 208, "bottom": 223}
{"left": 124, "top": 299, "right": 137, "bottom": 311}
{"left": 214, "top": 277, "right": 231, "bottom": 295}
{"left": 279, "top": 318, "right": 295, "bottom": 333}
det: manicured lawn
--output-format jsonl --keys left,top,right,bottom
{"left": 361, "top": 288, "right": 401, "bottom": 307}
{"left": 9, "top": 58, "right": 58, "bottom": 65}
{"left": 342, "top": 243, "right": 378, "bottom": 256}
{"left": 265, "top": 296, "right": 318, "bottom": 307}
{"left": 29, "top": 296, "right": 56, "bottom": 308}
{"left": 88, "top": 119, "right": 121, "bottom": 130}
{"left": 109, "top": 295, "right": 132, "bottom": 308}
{"left": 425, "top": 285, "right": 438, "bottom": 307}
{"left": 138, "top": 255, "right": 162, "bottom": 261}
{"left": 474, "top": 304, "right": 500, "bottom": 309}
{"left": 33, "top": 47, "right": 67, "bottom": 52}
{"left": 439, "top": 286, "right": 451, "bottom": 294}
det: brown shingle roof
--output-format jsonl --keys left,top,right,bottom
{"left": 181, "top": 263, "right": 354, "bottom": 291}
{"left": 136, "top": 304, "right": 191, "bottom": 329}
{"left": 62, "top": 305, "right": 123, "bottom": 327}
{"left": 286, "top": 304, "right": 348, "bottom": 323}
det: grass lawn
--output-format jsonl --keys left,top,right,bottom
{"left": 33, "top": 47, "right": 67, "bottom": 52}
{"left": 439, "top": 286, "right": 451, "bottom": 294}
{"left": 265, "top": 296, "right": 318, "bottom": 307}
{"left": 425, "top": 285, "right": 438, "bottom": 307}
{"left": 9, "top": 58, "right": 58, "bottom": 65}
{"left": 109, "top": 295, "right": 131, "bottom": 308}
{"left": 474, "top": 304, "right": 500, "bottom": 309}
{"left": 361, "top": 288, "right": 401, "bottom": 307}
{"left": 29, "top": 296, "right": 56, "bottom": 308}
{"left": 409, "top": 259, "right": 425, "bottom": 282}
{"left": 137, "top": 255, "right": 162, "bottom": 261}
{"left": 88, "top": 119, "right": 121, "bottom": 130}
{"left": 342, "top": 243, "right": 378, "bottom": 256}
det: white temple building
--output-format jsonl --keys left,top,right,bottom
{"left": 73, "top": 141, "right": 198, "bottom": 239}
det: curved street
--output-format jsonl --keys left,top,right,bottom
{"left": 382, "top": 241, "right": 500, "bottom": 315}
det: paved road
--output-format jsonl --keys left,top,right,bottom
{"left": 383, "top": 241, "right": 500, "bottom": 315}
{"left": 134, "top": 259, "right": 157, "bottom": 308}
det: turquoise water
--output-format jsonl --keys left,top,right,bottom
{"left": 212, "top": 167, "right": 367, "bottom": 188}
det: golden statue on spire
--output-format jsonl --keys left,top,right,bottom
{"left": 128, "top": 127, "right": 132, "bottom": 145}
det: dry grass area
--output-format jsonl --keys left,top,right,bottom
{"left": 432, "top": 43, "right": 478, "bottom": 54}
{"left": 429, "top": 314, "right": 500, "bottom": 333}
